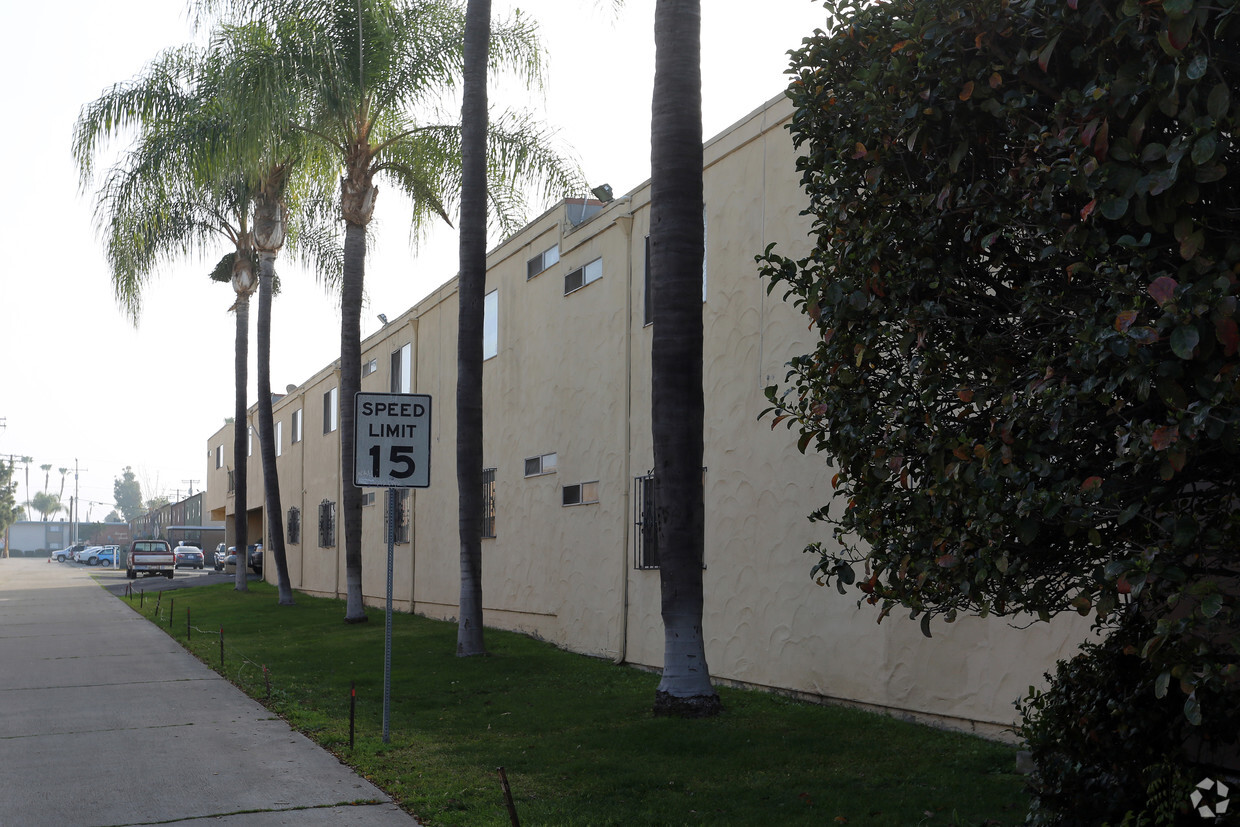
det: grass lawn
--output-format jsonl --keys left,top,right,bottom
{"left": 121, "top": 581, "right": 1029, "bottom": 826}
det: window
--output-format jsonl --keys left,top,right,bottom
{"left": 482, "top": 468, "right": 496, "bottom": 539}
{"left": 292, "top": 408, "right": 302, "bottom": 444}
{"left": 287, "top": 507, "right": 300, "bottom": 545}
{"left": 524, "top": 452, "right": 557, "bottom": 477}
{"left": 634, "top": 474, "right": 659, "bottom": 569}
{"left": 526, "top": 242, "right": 559, "bottom": 279}
{"left": 276, "top": 421, "right": 283, "bottom": 457}
{"left": 323, "top": 387, "right": 338, "bottom": 433}
{"left": 362, "top": 491, "right": 376, "bottom": 507}
{"left": 248, "top": 425, "right": 253, "bottom": 457}
{"left": 215, "top": 445, "right": 223, "bottom": 469}
{"left": 562, "top": 481, "right": 599, "bottom": 506}
{"left": 362, "top": 358, "right": 378, "bottom": 377}
{"left": 643, "top": 221, "right": 707, "bottom": 324}
{"left": 384, "top": 489, "right": 411, "bottom": 544}
{"left": 564, "top": 258, "right": 603, "bottom": 295}
{"left": 318, "top": 500, "right": 336, "bottom": 547}
{"left": 483, "top": 290, "right": 498, "bottom": 360}
{"left": 227, "top": 470, "right": 236, "bottom": 494}
{"left": 633, "top": 472, "right": 706, "bottom": 569}
{"left": 390, "top": 342, "right": 412, "bottom": 393}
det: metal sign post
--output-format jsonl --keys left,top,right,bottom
{"left": 353, "top": 392, "right": 432, "bottom": 744}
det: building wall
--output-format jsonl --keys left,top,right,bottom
{"left": 206, "top": 94, "right": 1091, "bottom": 735}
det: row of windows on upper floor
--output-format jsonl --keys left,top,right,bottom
{"left": 209, "top": 234, "right": 711, "bottom": 467}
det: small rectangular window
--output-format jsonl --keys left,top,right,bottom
{"left": 563, "top": 481, "right": 599, "bottom": 506}
{"left": 482, "top": 468, "right": 496, "bottom": 539}
{"left": 276, "top": 421, "right": 283, "bottom": 457}
{"left": 634, "top": 474, "right": 659, "bottom": 569}
{"left": 564, "top": 257, "right": 603, "bottom": 295}
{"left": 527, "top": 243, "right": 560, "bottom": 279}
{"left": 524, "top": 452, "right": 557, "bottom": 477}
{"left": 362, "top": 358, "right": 378, "bottom": 377}
{"left": 292, "top": 409, "right": 303, "bottom": 444}
{"left": 390, "top": 343, "right": 412, "bottom": 392}
{"left": 483, "top": 290, "right": 499, "bottom": 360}
{"left": 247, "top": 425, "right": 253, "bottom": 457}
{"left": 215, "top": 445, "right": 223, "bottom": 469}
{"left": 323, "top": 387, "right": 338, "bottom": 433}
{"left": 362, "top": 491, "right": 376, "bottom": 507}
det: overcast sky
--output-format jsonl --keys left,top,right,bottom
{"left": 0, "top": 0, "right": 826, "bottom": 523}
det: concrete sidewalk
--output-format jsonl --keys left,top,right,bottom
{"left": 0, "top": 558, "right": 419, "bottom": 826}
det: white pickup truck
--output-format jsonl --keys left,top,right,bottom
{"left": 126, "top": 539, "right": 175, "bottom": 580}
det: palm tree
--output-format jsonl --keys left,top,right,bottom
{"left": 40, "top": 465, "right": 51, "bottom": 498}
{"left": 206, "top": 0, "right": 581, "bottom": 623}
{"left": 20, "top": 457, "right": 31, "bottom": 521}
{"left": 649, "top": 0, "right": 720, "bottom": 717}
{"left": 455, "top": 0, "right": 491, "bottom": 656}
{"left": 209, "top": 18, "right": 345, "bottom": 606}
{"left": 74, "top": 45, "right": 263, "bottom": 592}
{"left": 30, "top": 492, "right": 63, "bottom": 522}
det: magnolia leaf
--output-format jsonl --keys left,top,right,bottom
{"left": 1038, "top": 32, "right": 1062, "bottom": 72}
{"left": 1208, "top": 82, "right": 1230, "bottom": 121}
{"left": 1100, "top": 196, "right": 1129, "bottom": 220}
{"left": 1081, "top": 199, "right": 1097, "bottom": 220}
{"left": 1170, "top": 325, "right": 1199, "bottom": 359}
{"left": 1114, "top": 310, "right": 1138, "bottom": 332}
{"left": 959, "top": 80, "right": 974, "bottom": 101}
{"left": 1184, "top": 694, "right": 1203, "bottom": 726}
{"left": 1187, "top": 53, "right": 1208, "bottom": 79}
{"left": 1151, "top": 425, "right": 1179, "bottom": 450}
{"left": 1148, "top": 276, "right": 1178, "bottom": 306}
{"left": 1155, "top": 671, "right": 1171, "bottom": 698}
{"left": 1215, "top": 317, "right": 1239, "bottom": 355}
{"left": 1201, "top": 593, "right": 1223, "bottom": 618}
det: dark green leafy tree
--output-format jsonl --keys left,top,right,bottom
{"left": 0, "top": 461, "right": 24, "bottom": 539}
{"left": 761, "top": 0, "right": 1238, "bottom": 813}
{"left": 113, "top": 467, "right": 144, "bottom": 523}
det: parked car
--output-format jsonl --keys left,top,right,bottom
{"left": 213, "top": 544, "right": 227, "bottom": 571}
{"left": 126, "top": 539, "right": 175, "bottom": 579}
{"left": 85, "top": 546, "right": 119, "bottom": 567}
{"left": 220, "top": 544, "right": 262, "bottom": 575}
{"left": 50, "top": 544, "right": 85, "bottom": 563}
{"left": 174, "top": 544, "right": 205, "bottom": 569}
{"left": 74, "top": 546, "right": 104, "bottom": 563}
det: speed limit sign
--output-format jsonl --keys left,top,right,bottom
{"left": 354, "top": 392, "right": 431, "bottom": 488}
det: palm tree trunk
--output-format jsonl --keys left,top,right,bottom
{"left": 256, "top": 249, "right": 295, "bottom": 605}
{"left": 455, "top": 0, "right": 492, "bottom": 658}
{"left": 341, "top": 219, "right": 368, "bottom": 623}
{"left": 234, "top": 292, "right": 250, "bottom": 593}
{"left": 650, "top": 0, "right": 719, "bottom": 717}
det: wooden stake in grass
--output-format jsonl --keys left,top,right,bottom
{"left": 498, "top": 767, "right": 520, "bottom": 827}
{"left": 170, "top": 598, "right": 174, "bottom": 628}
{"left": 349, "top": 681, "right": 356, "bottom": 750}
{"left": 219, "top": 626, "right": 224, "bottom": 668}
{"left": 187, "top": 608, "right": 191, "bottom": 641}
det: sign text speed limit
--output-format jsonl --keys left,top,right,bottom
{"left": 354, "top": 392, "right": 431, "bottom": 488}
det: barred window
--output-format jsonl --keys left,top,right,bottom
{"left": 287, "top": 507, "right": 300, "bottom": 545}
{"left": 318, "top": 500, "right": 336, "bottom": 548}
{"left": 227, "top": 469, "right": 235, "bottom": 494}
{"left": 482, "top": 468, "right": 496, "bottom": 539}
{"left": 634, "top": 475, "right": 659, "bottom": 569}
{"left": 634, "top": 472, "right": 706, "bottom": 570}
{"left": 384, "top": 489, "right": 411, "bottom": 544}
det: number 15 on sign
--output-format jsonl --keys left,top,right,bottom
{"left": 354, "top": 392, "right": 432, "bottom": 488}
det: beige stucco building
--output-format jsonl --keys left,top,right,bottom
{"left": 205, "top": 93, "right": 1089, "bottom": 737}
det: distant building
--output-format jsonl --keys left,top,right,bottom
{"left": 204, "top": 94, "right": 1089, "bottom": 737}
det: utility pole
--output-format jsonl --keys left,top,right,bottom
{"left": 182, "top": 479, "right": 200, "bottom": 497}
{"left": 73, "top": 459, "right": 87, "bottom": 545}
